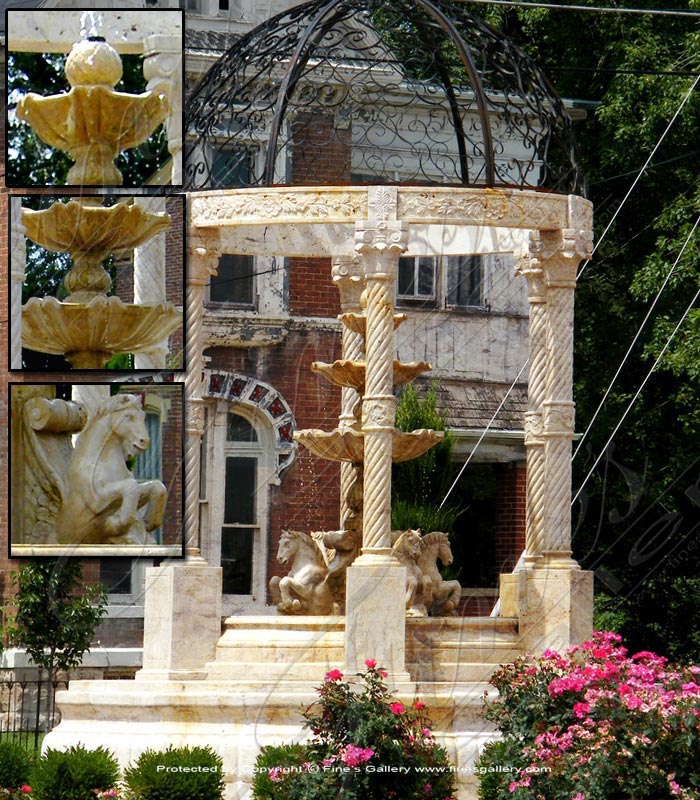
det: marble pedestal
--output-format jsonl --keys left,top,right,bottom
{"left": 499, "top": 567, "right": 594, "bottom": 653}
{"left": 137, "top": 563, "right": 223, "bottom": 681}
{"left": 43, "top": 615, "right": 522, "bottom": 800}
{"left": 344, "top": 562, "right": 412, "bottom": 684}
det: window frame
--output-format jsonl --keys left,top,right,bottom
{"left": 395, "top": 254, "right": 486, "bottom": 311}
{"left": 207, "top": 253, "right": 257, "bottom": 309}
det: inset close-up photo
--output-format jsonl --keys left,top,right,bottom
{"left": 9, "top": 194, "right": 185, "bottom": 371}
{"left": 9, "top": 382, "right": 184, "bottom": 557}
{"left": 5, "top": 7, "right": 183, "bottom": 187}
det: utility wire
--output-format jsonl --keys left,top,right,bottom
{"left": 439, "top": 358, "right": 529, "bottom": 509}
{"left": 441, "top": 75, "right": 700, "bottom": 488}
{"left": 572, "top": 236, "right": 700, "bottom": 506}
{"left": 572, "top": 212, "right": 700, "bottom": 463}
{"left": 461, "top": 0, "right": 700, "bottom": 18}
{"left": 579, "top": 72, "right": 700, "bottom": 278}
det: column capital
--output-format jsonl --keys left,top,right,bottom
{"left": 332, "top": 255, "right": 365, "bottom": 310}
{"left": 520, "top": 228, "right": 593, "bottom": 281}
{"left": 188, "top": 236, "right": 221, "bottom": 284}
{"left": 355, "top": 220, "right": 409, "bottom": 267}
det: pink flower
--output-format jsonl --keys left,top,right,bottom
{"left": 571, "top": 794, "right": 586, "bottom": 800}
{"left": 573, "top": 702, "right": 591, "bottom": 718}
{"left": 325, "top": 669, "right": 344, "bottom": 681}
{"left": 414, "top": 700, "right": 426, "bottom": 710}
{"left": 365, "top": 658, "right": 377, "bottom": 669}
{"left": 421, "top": 727, "right": 432, "bottom": 737}
{"left": 339, "top": 744, "right": 374, "bottom": 767}
{"left": 422, "top": 784, "right": 432, "bottom": 794}
{"left": 322, "top": 756, "right": 336, "bottom": 766}
{"left": 379, "top": 669, "right": 388, "bottom": 677}
{"left": 390, "top": 702, "right": 405, "bottom": 715}
{"left": 268, "top": 766, "right": 283, "bottom": 783}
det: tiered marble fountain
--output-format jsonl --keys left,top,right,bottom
{"left": 21, "top": 199, "right": 181, "bottom": 368}
{"left": 17, "top": 21, "right": 168, "bottom": 186}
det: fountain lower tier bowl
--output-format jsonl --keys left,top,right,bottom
{"left": 22, "top": 295, "right": 182, "bottom": 368}
{"left": 294, "top": 427, "right": 444, "bottom": 463}
{"left": 311, "top": 359, "right": 431, "bottom": 390}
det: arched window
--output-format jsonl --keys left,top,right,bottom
{"left": 200, "top": 402, "right": 274, "bottom": 613}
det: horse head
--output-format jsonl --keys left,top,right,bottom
{"left": 98, "top": 394, "right": 150, "bottom": 459}
{"left": 393, "top": 529, "right": 423, "bottom": 562}
{"left": 421, "top": 531, "right": 454, "bottom": 567}
{"left": 277, "top": 529, "right": 301, "bottom": 566}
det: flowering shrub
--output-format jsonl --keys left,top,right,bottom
{"left": 252, "top": 661, "right": 457, "bottom": 800}
{"left": 477, "top": 631, "right": 700, "bottom": 800}
{"left": 0, "top": 788, "right": 32, "bottom": 800}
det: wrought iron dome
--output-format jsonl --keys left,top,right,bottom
{"left": 185, "top": 0, "right": 582, "bottom": 193}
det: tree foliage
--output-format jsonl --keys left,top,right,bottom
{"left": 473, "top": 0, "right": 700, "bottom": 659}
{"left": 3, "top": 560, "right": 107, "bottom": 677}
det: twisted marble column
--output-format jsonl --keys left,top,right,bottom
{"left": 11, "top": 198, "right": 25, "bottom": 370}
{"left": 332, "top": 255, "right": 365, "bottom": 531}
{"left": 517, "top": 237, "right": 547, "bottom": 565}
{"left": 539, "top": 227, "right": 592, "bottom": 568}
{"left": 183, "top": 235, "right": 221, "bottom": 559}
{"left": 354, "top": 210, "right": 408, "bottom": 561}
{"left": 143, "top": 35, "right": 183, "bottom": 185}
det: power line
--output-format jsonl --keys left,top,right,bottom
{"left": 579, "top": 72, "right": 700, "bottom": 278}
{"left": 462, "top": 0, "right": 700, "bottom": 18}
{"left": 438, "top": 358, "right": 529, "bottom": 509}
{"left": 572, "top": 231, "right": 700, "bottom": 506}
{"left": 573, "top": 212, "right": 700, "bottom": 463}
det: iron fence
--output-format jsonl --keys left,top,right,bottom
{"left": 0, "top": 672, "right": 68, "bottom": 749}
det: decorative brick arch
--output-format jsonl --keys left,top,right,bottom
{"left": 205, "top": 370, "right": 297, "bottom": 477}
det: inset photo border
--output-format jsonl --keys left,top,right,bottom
{"left": 9, "top": 381, "right": 184, "bottom": 558}
{"left": 5, "top": 7, "right": 184, "bottom": 188}
{"left": 8, "top": 193, "right": 186, "bottom": 372}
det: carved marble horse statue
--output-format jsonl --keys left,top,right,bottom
{"left": 392, "top": 529, "right": 428, "bottom": 617}
{"left": 55, "top": 394, "right": 167, "bottom": 545}
{"left": 269, "top": 529, "right": 335, "bottom": 615}
{"left": 416, "top": 531, "right": 462, "bottom": 616}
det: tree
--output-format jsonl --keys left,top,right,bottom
{"left": 467, "top": 0, "right": 700, "bottom": 659}
{"left": 3, "top": 560, "right": 108, "bottom": 680}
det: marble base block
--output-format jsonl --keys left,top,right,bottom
{"left": 500, "top": 567, "right": 593, "bottom": 654}
{"left": 344, "top": 562, "right": 412, "bottom": 684}
{"left": 137, "top": 563, "right": 222, "bottom": 680}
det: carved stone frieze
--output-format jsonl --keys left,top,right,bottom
{"left": 398, "top": 190, "right": 508, "bottom": 223}
{"left": 523, "top": 411, "right": 545, "bottom": 444}
{"left": 190, "top": 190, "right": 366, "bottom": 225}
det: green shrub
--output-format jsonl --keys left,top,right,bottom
{"left": 0, "top": 739, "right": 34, "bottom": 788}
{"left": 122, "top": 745, "right": 224, "bottom": 800}
{"left": 31, "top": 745, "right": 119, "bottom": 800}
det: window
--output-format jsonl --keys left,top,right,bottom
{"left": 201, "top": 406, "right": 271, "bottom": 609}
{"left": 396, "top": 255, "right": 484, "bottom": 310}
{"left": 398, "top": 257, "right": 437, "bottom": 304}
{"left": 211, "top": 148, "right": 252, "bottom": 188}
{"left": 209, "top": 254, "right": 255, "bottom": 307}
{"left": 446, "top": 255, "right": 482, "bottom": 308}
{"left": 222, "top": 455, "right": 256, "bottom": 594}
{"left": 219, "top": 0, "right": 230, "bottom": 9}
